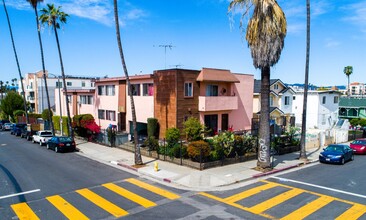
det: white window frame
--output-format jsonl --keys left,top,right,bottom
{"left": 106, "top": 110, "right": 116, "bottom": 121}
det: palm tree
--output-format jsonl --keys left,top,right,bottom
{"left": 299, "top": 0, "right": 310, "bottom": 160}
{"left": 113, "top": 0, "right": 143, "bottom": 165}
{"left": 229, "top": 0, "right": 287, "bottom": 169}
{"left": 344, "top": 66, "right": 353, "bottom": 97}
{"left": 0, "top": 80, "right": 4, "bottom": 100}
{"left": 39, "top": 4, "right": 72, "bottom": 137}
{"left": 27, "top": 0, "right": 54, "bottom": 134}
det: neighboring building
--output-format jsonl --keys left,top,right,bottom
{"left": 154, "top": 68, "right": 254, "bottom": 138}
{"left": 292, "top": 90, "right": 341, "bottom": 130}
{"left": 338, "top": 97, "right": 366, "bottom": 120}
{"left": 349, "top": 82, "right": 366, "bottom": 97}
{"left": 253, "top": 79, "right": 295, "bottom": 133}
{"left": 21, "top": 71, "right": 95, "bottom": 113}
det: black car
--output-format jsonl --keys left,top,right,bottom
{"left": 46, "top": 136, "right": 76, "bottom": 153}
{"left": 0, "top": 119, "right": 10, "bottom": 130}
{"left": 11, "top": 123, "right": 27, "bottom": 136}
{"left": 20, "top": 128, "right": 37, "bottom": 141}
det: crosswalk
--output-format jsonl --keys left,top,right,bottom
{"left": 10, "top": 178, "right": 181, "bottom": 220}
{"left": 199, "top": 179, "right": 366, "bottom": 220}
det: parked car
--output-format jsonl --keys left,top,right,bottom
{"left": 11, "top": 123, "right": 27, "bottom": 136}
{"left": 0, "top": 119, "right": 10, "bottom": 130}
{"left": 32, "top": 131, "right": 53, "bottom": 146}
{"left": 20, "top": 128, "right": 38, "bottom": 141}
{"left": 46, "top": 136, "right": 76, "bottom": 153}
{"left": 2, "top": 123, "right": 13, "bottom": 131}
{"left": 319, "top": 144, "right": 354, "bottom": 165}
{"left": 350, "top": 139, "right": 366, "bottom": 154}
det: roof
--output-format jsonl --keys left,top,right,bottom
{"left": 256, "top": 107, "right": 284, "bottom": 115}
{"left": 96, "top": 74, "right": 153, "bottom": 83}
{"left": 339, "top": 97, "right": 366, "bottom": 108}
{"left": 196, "top": 68, "right": 239, "bottom": 83}
{"left": 254, "top": 79, "right": 285, "bottom": 94}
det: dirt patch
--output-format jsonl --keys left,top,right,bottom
{"left": 131, "top": 164, "right": 146, "bottom": 169}
{"left": 252, "top": 166, "right": 273, "bottom": 173}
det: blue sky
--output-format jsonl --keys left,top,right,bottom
{"left": 0, "top": 0, "right": 365, "bottom": 86}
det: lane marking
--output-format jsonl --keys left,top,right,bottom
{"left": 125, "top": 178, "right": 180, "bottom": 200}
{"left": 0, "top": 189, "right": 40, "bottom": 200}
{"left": 335, "top": 204, "right": 366, "bottom": 220}
{"left": 46, "top": 195, "right": 89, "bottom": 220}
{"left": 271, "top": 176, "right": 366, "bottom": 199}
{"left": 11, "top": 202, "right": 40, "bottom": 220}
{"left": 76, "top": 188, "right": 129, "bottom": 217}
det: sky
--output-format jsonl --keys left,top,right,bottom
{"left": 0, "top": 0, "right": 365, "bottom": 87}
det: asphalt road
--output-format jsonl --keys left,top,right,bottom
{"left": 1, "top": 130, "right": 366, "bottom": 219}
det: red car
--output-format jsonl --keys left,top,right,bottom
{"left": 350, "top": 139, "right": 366, "bottom": 154}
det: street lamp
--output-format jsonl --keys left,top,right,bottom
{"left": 49, "top": 73, "right": 63, "bottom": 135}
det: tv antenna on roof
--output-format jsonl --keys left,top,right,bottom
{"left": 154, "top": 43, "right": 175, "bottom": 69}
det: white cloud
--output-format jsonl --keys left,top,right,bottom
{"left": 324, "top": 38, "right": 340, "bottom": 48}
{"left": 342, "top": 1, "right": 366, "bottom": 26}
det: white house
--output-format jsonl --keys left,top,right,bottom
{"left": 292, "top": 90, "right": 341, "bottom": 130}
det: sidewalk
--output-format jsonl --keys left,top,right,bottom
{"left": 74, "top": 139, "right": 323, "bottom": 191}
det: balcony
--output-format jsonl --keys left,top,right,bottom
{"left": 27, "top": 96, "right": 35, "bottom": 103}
{"left": 199, "top": 96, "right": 238, "bottom": 112}
{"left": 26, "top": 85, "right": 34, "bottom": 91}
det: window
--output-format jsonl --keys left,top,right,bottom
{"left": 129, "top": 84, "right": 140, "bottom": 96}
{"left": 184, "top": 82, "right": 193, "bottom": 97}
{"left": 56, "top": 81, "right": 62, "bottom": 88}
{"left": 67, "top": 82, "right": 72, "bottom": 86}
{"left": 270, "top": 96, "right": 274, "bottom": 107}
{"left": 321, "top": 114, "right": 326, "bottom": 125}
{"left": 82, "top": 81, "right": 85, "bottom": 87}
{"left": 334, "top": 96, "right": 339, "bottom": 103}
{"left": 98, "top": 109, "right": 105, "bottom": 119}
{"left": 143, "top": 83, "right": 154, "bottom": 96}
{"left": 274, "top": 84, "right": 279, "bottom": 90}
{"left": 98, "top": 86, "right": 105, "bottom": 95}
{"left": 67, "top": 95, "right": 72, "bottom": 104}
{"left": 206, "top": 85, "right": 218, "bottom": 96}
{"left": 284, "top": 96, "right": 290, "bottom": 105}
{"left": 322, "top": 96, "right": 326, "bottom": 104}
{"left": 293, "top": 96, "right": 296, "bottom": 100}
{"left": 80, "top": 95, "right": 93, "bottom": 105}
{"left": 106, "top": 110, "right": 116, "bottom": 121}
{"left": 106, "top": 85, "right": 115, "bottom": 96}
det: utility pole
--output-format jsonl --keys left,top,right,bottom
{"left": 155, "top": 44, "right": 175, "bottom": 69}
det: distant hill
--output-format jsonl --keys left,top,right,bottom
{"left": 286, "top": 83, "right": 346, "bottom": 90}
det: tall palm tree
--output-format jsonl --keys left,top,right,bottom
{"left": 113, "top": 0, "right": 143, "bottom": 165}
{"left": 229, "top": 0, "right": 287, "bottom": 169}
{"left": 27, "top": 0, "right": 54, "bottom": 134}
{"left": 299, "top": 0, "right": 310, "bottom": 160}
{"left": 344, "top": 66, "right": 353, "bottom": 98}
{"left": 39, "top": 4, "right": 72, "bottom": 137}
{"left": 0, "top": 81, "right": 4, "bottom": 100}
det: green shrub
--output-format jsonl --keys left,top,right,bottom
{"left": 147, "top": 118, "right": 159, "bottom": 138}
{"left": 350, "top": 118, "right": 360, "bottom": 127}
{"left": 144, "top": 136, "right": 159, "bottom": 151}
{"left": 187, "top": 140, "right": 210, "bottom": 162}
{"left": 212, "top": 131, "right": 236, "bottom": 157}
{"left": 183, "top": 117, "right": 204, "bottom": 141}
{"left": 171, "top": 143, "right": 188, "bottom": 158}
{"left": 165, "top": 127, "right": 180, "bottom": 147}
{"left": 41, "top": 109, "right": 53, "bottom": 121}
{"left": 13, "top": 110, "right": 25, "bottom": 123}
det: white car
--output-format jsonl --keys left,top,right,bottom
{"left": 32, "top": 131, "right": 53, "bottom": 146}
{"left": 2, "top": 123, "right": 13, "bottom": 131}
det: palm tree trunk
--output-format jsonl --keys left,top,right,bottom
{"left": 53, "top": 21, "right": 72, "bottom": 137}
{"left": 34, "top": 8, "right": 54, "bottom": 134}
{"left": 3, "top": 0, "right": 29, "bottom": 124}
{"left": 113, "top": 0, "right": 142, "bottom": 165}
{"left": 348, "top": 75, "right": 350, "bottom": 98}
{"left": 257, "top": 66, "right": 271, "bottom": 169}
{"left": 300, "top": 0, "right": 310, "bottom": 160}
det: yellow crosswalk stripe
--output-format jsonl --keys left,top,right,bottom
{"left": 11, "top": 203, "right": 40, "bottom": 220}
{"left": 102, "top": 183, "right": 156, "bottom": 208}
{"left": 247, "top": 188, "right": 304, "bottom": 214}
{"left": 125, "top": 178, "right": 180, "bottom": 200}
{"left": 76, "top": 188, "right": 129, "bottom": 217}
{"left": 224, "top": 182, "right": 279, "bottom": 203}
{"left": 46, "top": 195, "right": 89, "bottom": 220}
{"left": 281, "top": 195, "right": 334, "bottom": 220}
{"left": 335, "top": 204, "right": 366, "bottom": 220}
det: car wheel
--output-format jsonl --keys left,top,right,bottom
{"left": 32, "top": 139, "right": 35, "bottom": 143}
{"left": 340, "top": 157, "right": 345, "bottom": 165}
{"left": 55, "top": 146, "right": 59, "bottom": 153}
{"left": 351, "top": 154, "right": 354, "bottom": 161}
{"left": 46, "top": 144, "right": 50, "bottom": 150}
{"left": 39, "top": 141, "right": 43, "bottom": 146}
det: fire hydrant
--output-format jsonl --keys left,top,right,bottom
{"left": 154, "top": 161, "right": 159, "bottom": 172}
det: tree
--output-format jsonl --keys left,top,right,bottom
{"left": 0, "top": 91, "right": 25, "bottom": 122}
{"left": 27, "top": 0, "right": 54, "bottom": 134}
{"left": 299, "top": 0, "right": 311, "bottom": 160}
{"left": 2, "top": 0, "right": 29, "bottom": 123}
{"left": 113, "top": 0, "right": 142, "bottom": 165}
{"left": 229, "top": 0, "right": 287, "bottom": 169}
{"left": 39, "top": 4, "right": 72, "bottom": 137}
{"left": 0, "top": 81, "right": 4, "bottom": 100}
{"left": 344, "top": 66, "right": 353, "bottom": 97}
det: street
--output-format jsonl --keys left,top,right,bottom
{"left": 1, "top": 131, "right": 366, "bottom": 219}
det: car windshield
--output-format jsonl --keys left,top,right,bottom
{"left": 59, "top": 137, "right": 73, "bottom": 142}
{"left": 325, "top": 145, "right": 344, "bottom": 152}
{"left": 353, "top": 140, "right": 366, "bottom": 145}
{"left": 40, "top": 132, "right": 53, "bottom": 136}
